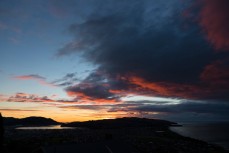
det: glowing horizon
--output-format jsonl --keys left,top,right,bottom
{"left": 1, "top": 0, "right": 229, "bottom": 123}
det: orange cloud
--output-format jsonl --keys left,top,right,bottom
{"left": 127, "top": 74, "right": 229, "bottom": 101}
{"left": 129, "top": 76, "right": 168, "bottom": 95}
{"left": 67, "top": 90, "right": 119, "bottom": 104}
{"left": 66, "top": 75, "right": 208, "bottom": 103}
{"left": 117, "top": 76, "right": 221, "bottom": 100}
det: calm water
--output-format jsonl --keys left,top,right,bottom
{"left": 16, "top": 125, "right": 75, "bottom": 130}
{"left": 170, "top": 122, "right": 229, "bottom": 150}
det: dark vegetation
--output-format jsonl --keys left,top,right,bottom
{"left": 0, "top": 113, "right": 4, "bottom": 149}
{"left": 61, "top": 117, "right": 177, "bottom": 129}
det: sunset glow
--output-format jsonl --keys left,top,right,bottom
{"left": 0, "top": 0, "right": 229, "bottom": 122}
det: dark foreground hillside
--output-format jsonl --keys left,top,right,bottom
{"left": 1, "top": 117, "right": 228, "bottom": 153}
{"left": 61, "top": 117, "right": 176, "bottom": 129}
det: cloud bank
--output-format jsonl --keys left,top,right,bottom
{"left": 56, "top": 0, "right": 229, "bottom": 103}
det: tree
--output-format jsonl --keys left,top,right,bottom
{"left": 0, "top": 113, "right": 4, "bottom": 147}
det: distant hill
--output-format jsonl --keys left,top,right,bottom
{"left": 62, "top": 117, "right": 177, "bottom": 129}
{"left": 3, "top": 116, "right": 59, "bottom": 126}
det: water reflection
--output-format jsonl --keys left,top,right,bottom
{"left": 16, "top": 125, "right": 75, "bottom": 130}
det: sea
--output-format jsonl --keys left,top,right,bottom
{"left": 170, "top": 122, "right": 229, "bottom": 150}
{"left": 15, "top": 125, "right": 75, "bottom": 130}
{"left": 14, "top": 122, "right": 229, "bottom": 150}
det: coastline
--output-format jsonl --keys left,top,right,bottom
{"left": 2, "top": 118, "right": 229, "bottom": 153}
{"left": 169, "top": 122, "right": 229, "bottom": 151}
{"left": 3, "top": 126, "right": 228, "bottom": 153}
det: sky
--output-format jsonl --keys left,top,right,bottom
{"left": 0, "top": 0, "right": 229, "bottom": 122}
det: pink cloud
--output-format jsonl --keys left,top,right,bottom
{"left": 13, "top": 74, "right": 56, "bottom": 87}
{"left": 6, "top": 92, "right": 54, "bottom": 103}
{"left": 0, "top": 94, "right": 9, "bottom": 102}
{"left": 14, "top": 74, "right": 45, "bottom": 80}
{"left": 0, "top": 92, "right": 80, "bottom": 104}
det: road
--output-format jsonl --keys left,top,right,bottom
{"left": 42, "top": 140, "right": 136, "bottom": 153}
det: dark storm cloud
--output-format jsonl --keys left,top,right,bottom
{"left": 67, "top": 84, "right": 118, "bottom": 100}
{"left": 126, "top": 100, "right": 229, "bottom": 121}
{"left": 131, "top": 101, "right": 229, "bottom": 115}
{"left": 58, "top": 0, "right": 229, "bottom": 101}
{"left": 58, "top": 0, "right": 214, "bottom": 83}
{"left": 59, "top": 99, "right": 229, "bottom": 121}
{"left": 104, "top": 100, "right": 229, "bottom": 121}
{"left": 65, "top": 71, "right": 123, "bottom": 102}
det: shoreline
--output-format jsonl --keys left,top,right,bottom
{"left": 2, "top": 126, "right": 228, "bottom": 153}
{"left": 169, "top": 123, "right": 229, "bottom": 151}
{"left": 3, "top": 117, "right": 229, "bottom": 153}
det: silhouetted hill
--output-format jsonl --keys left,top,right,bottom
{"left": 62, "top": 117, "right": 177, "bottom": 129}
{"left": 3, "top": 116, "right": 59, "bottom": 126}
